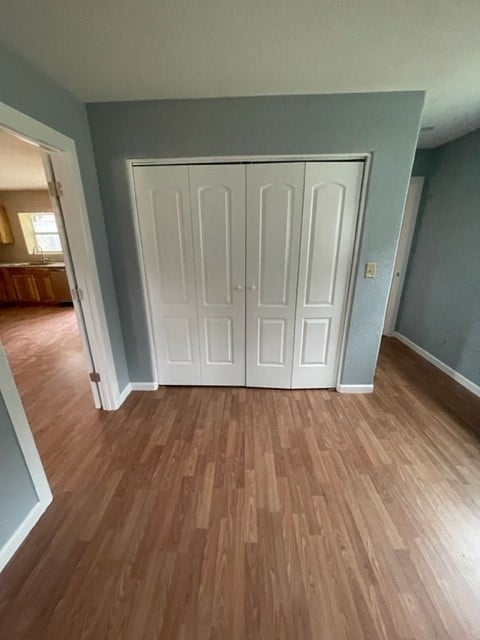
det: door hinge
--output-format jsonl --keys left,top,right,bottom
{"left": 48, "top": 180, "right": 64, "bottom": 198}
{"left": 89, "top": 372, "right": 101, "bottom": 383}
{"left": 71, "top": 287, "right": 84, "bottom": 301}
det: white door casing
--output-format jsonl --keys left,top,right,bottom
{"left": 41, "top": 152, "right": 102, "bottom": 407}
{"left": 292, "top": 162, "right": 364, "bottom": 388}
{"left": 384, "top": 176, "right": 424, "bottom": 335}
{"left": 189, "top": 164, "right": 246, "bottom": 385}
{"left": 133, "top": 165, "right": 201, "bottom": 384}
{"left": 245, "top": 163, "right": 305, "bottom": 388}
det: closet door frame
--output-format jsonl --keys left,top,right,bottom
{"left": 128, "top": 153, "right": 371, "bottom": 390}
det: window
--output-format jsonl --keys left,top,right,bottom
{"left": 18, "top": 212, "right": 63, "bottom": 254}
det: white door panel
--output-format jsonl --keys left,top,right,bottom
{"left": 246, "top": 163, "right": 305, "bottom": 387}
{"left": 133, "top": 165, "right": 201, "bottom": 384}
{"left": 292, "top": 162, "right": 363, "bottom": 388}
{"left": 189, "top": 164, "right": 246, "bottom": 385}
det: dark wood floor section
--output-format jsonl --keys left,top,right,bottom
{"left": 1, "top": 306, "right": 480, "bottom": 639}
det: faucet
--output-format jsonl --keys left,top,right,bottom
{"left": 32, "top": 244, "right": 48, "bottom": 264}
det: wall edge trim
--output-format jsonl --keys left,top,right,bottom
{"left": 0, "top": 498, "right": 51, "bottom": 573}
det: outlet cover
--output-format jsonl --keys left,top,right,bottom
{"left": 365, "top": 262, "right": 377, "bottom": 278}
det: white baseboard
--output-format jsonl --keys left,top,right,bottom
{"left": 131, "top": 382, "right": 158, "bottom": 391}
{"left": 337, "top": 384, "right": 374, "bottom": 394}
{"left": 120, "top": 381, "right": 380, "bottom": 400}
{"left": 393, "top": 332, "right": 480, "bottom": 399}
{"left": 0, "top": 499, "right": 51, "bottom": 573}
{"left": 114, "top": 382, "right": 159, "bottom": 409}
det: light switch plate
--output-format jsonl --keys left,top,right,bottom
{"left": 365, "top": 262, "right": 377, "bottom": 278}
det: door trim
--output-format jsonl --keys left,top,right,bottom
{"left": 334, "top": 155, "right": 371, "bottom": 390}
{"left": 384, "top": 176, "right": 425, "bottom": 336}
{"left": 127, "top": 153, "right": 371, "bottom": 390}
{"left": 0, "top": 100, "right": 121, "bottom": 409}
{"left": 41, "top": 152, "right": 101, "bottom": 407}
{"left": 130, "top": 153, "right": 370, "bottom": 166}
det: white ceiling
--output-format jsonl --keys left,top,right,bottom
{"left": 1, "top": 1, "right": 480, "bottom": 147}
{"left": 0, "top": 130, "right": 47, "bottom": 190}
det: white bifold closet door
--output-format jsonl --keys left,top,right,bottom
{"left": 133, "top": 165, "right": 202, "bottom": 384}
{"left": 245, "top": 163, "right": 305, "bottom": 388}
{"left": 189, "top": 164, "right": 246, "bottom": 385}
{"left": 291, "top": 161, "right": 363, "bottom": 387}
{"left": 133, "top": 160, "right": 363, "bottom": 389}
{"left": 133, "top": 164, "right": 246, "bottom": 386}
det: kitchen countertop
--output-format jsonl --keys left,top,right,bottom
{"left": 0, "top": 262, "right": 66, "bottom": 268}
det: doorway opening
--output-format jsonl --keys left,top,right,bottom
{"left": 0, "top": 128, "right": 100, "bottom": 423}
{"left": 0, "top": 98, "right": 122, "bottom": 413}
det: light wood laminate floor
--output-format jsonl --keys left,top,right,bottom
{"left": 0, "top": 306, "right": 480, "bottom": 639}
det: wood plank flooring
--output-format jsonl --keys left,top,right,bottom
{"left": 1, "top": 306, "right": 480, "bottom": 639}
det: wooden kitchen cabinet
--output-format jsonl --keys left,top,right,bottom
{"left": 31, "top": 269, "right": 57, "bottom": 303}
{"left": 0, "top": 268, "right": 14, "bottom": 303}
{"left": 49, "top": 268, "right": 72, "bottom": 303}
{"left": 0, "top": 265, "right": 72, "bottom": 305}
{"left": 10, "top": 269, "right": 39, "bottom": 303}
{"left": 0, "top": 275, "right": 6, "bottom": 303}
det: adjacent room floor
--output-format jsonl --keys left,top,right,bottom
{"left": 0, "top": 307, "right": 480, "bottom": 639}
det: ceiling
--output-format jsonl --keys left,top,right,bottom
{"left": 1, "top": 1, "right": 480, "bottom": 147}
{"left": 0, "top": 130, "right": 47, "bottom": 190}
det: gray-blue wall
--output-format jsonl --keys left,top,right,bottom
{"left": 0, "top": 392, "right": 38, "bottom": 548}
{"left": 412, "top": 149, "right": 436, "bottom": 177}
{"left": 87, "top": 92, "right": 424, "bottom": 385}
{"left": 0, "top": 42, "right": 128, "bottom": 389}
{"left": 398, "top": 131, "right": 480, "bottom": 385}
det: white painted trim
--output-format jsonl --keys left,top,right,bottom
{"left": 131, "top": 382, "right": 158, "bottom": 391}
{"left": 336, "top": 384, "right": 374, "bottom": 394}
{"left": 0, "top": 501, "right": 48, "bottom": 573}
{"left": 384, "top": 177, "right": 425, "bottom": 336}
{"left": 41, "top": 152, "right": 100, "bottom": 409}
{"left": 0, "top": 100, "right": 121, "bottom": 410}
{"left": 335, "top": 154, "right": 372, "bottom": 388}
{"left": 0, "top": 346, "right": 52, "bottom": 504}
{"left": 0, "top": 345, "right": 52, "bottom": 572}
{"left": 393, "top": 333, "right": 480, "bottom": 398}
{"left": 131, "top": 153, "right": 370, "bottom": 166}
{"left": 127, "top": 153, "right": 371, "bottom": 390}
{"left": 114, "top": 382, "right": 159, "bottom": 409}
{"left": 126, "top": 162, "right": 159, "bottom": 386}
